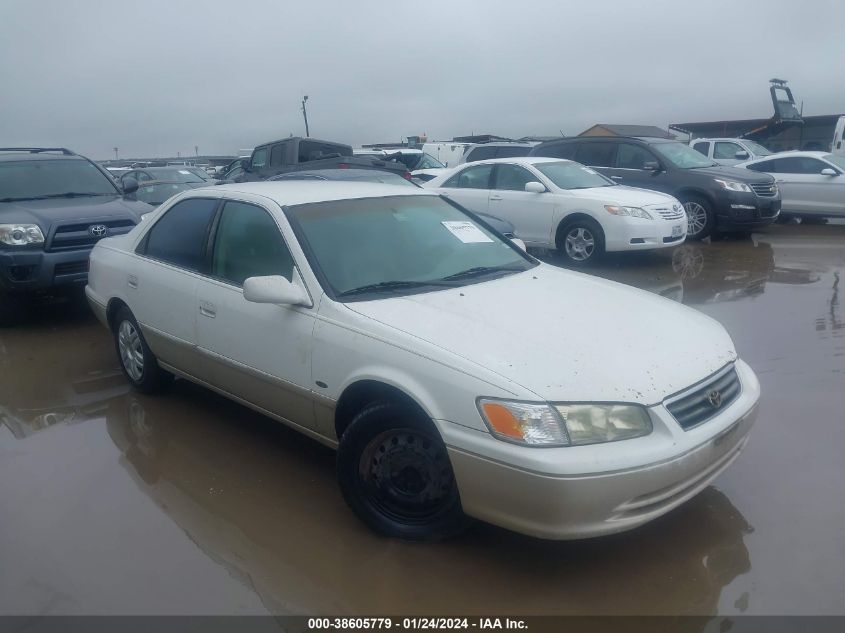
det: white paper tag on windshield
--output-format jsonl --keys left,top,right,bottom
{"left": 441, "top": 221, "right": 494, "bottom": 243}
{"left": 179, "top": 170, "right": 191, "bottom": 174}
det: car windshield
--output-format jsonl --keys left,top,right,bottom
{"left": 743, "top": 141, "right": 772, "bottom": 156}
{"left": 652, "top": 142, "right": 717, "bottom": 168}
{"left": 534, "top": 161, "right": 615, "bottom": 189}
{"left": 823, "top": 154, "right": 845, "bottom": 171}
{"left": 148, "top": 168, "right": 206, "bottom": 183}
{"left": 186, "top": 167, "right": 214, "bottom": 181}
{"left": 134, "top": 182, "right": 197, "bottom": 206}
{"left": 0, "top": 159, "right": 119, "bottom": 201}
{"left": 286, "top": 195, "right": 535, "bottom": 300}
{"left": 388, "top": 152, "right": 445, "bottom": 171}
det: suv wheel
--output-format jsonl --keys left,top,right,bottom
{"left": 0, "top": 292, "right": 27, "bottom": 327}
{"left": 557, "top": 219, "right": 605, "bottom": 265}
{"left": 682, "top": 196, "right": 715, "bottom": 240}
{"left": 113, "top": 306, "right": 172, "bottom": 393}
{"left": 337, "top": 401, "right": 470, "bottom": 541}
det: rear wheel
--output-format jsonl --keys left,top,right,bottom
{"left": 682, "top": 195, "right": 715, "bottom": 240}
{"left": 113, "top": 306, "right": 171, "bottom": 393}
{"left": 337, "top": 402, "right": 469, "bottom": 541}
{"left": 557, "top": 219, "right": 605, "bottom": 266}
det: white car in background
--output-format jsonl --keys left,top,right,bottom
{"left": 690, "top": 138, "right": 775, "bottom": 166}
{"left": 424, "top": 157, "right": 687, "bottom": 264}
{"left": 85, "top": 182, "right": 759, "bottom": 541}
{"left": 354, "top": 148, "right": 448, "bottom": 182}
{"left": 736, "top": 151, "right": 845, "bottom": 219}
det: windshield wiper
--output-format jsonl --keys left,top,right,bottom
{"left": 338, "top": 279, "right": 454, "bottom": 297}
{"left": 439, "top": 265, "right": 525, "bottom": 281}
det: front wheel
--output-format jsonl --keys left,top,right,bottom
{"left": 682, "top": 196, "right": 715, "bottom": 240}
{"left": 337, "top": 402, "right": 470, "bottom": 541}
{"left": 113, "top": 306, "right": 171, "bottom": 393}
{"left": 557, "top": 219, "right": 605, "bottom": 266}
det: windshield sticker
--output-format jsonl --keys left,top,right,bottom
{"left": 441, "top": 221, "right": 494, "bottom": 244}
{"left": 178, "top": 170, "right": 191, "bottom": 174}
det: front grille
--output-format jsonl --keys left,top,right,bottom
{"left": 750, "top": 182, "right": 777, "bottom": 197}
{"left": 648, "top": 204, "right": 686, "bottom": 220}
{"left": 54, "top": 260, "right": 88, "bottom": 277}
{"left": 665, "top": 365, "right": 741, "bottom": 430}
{"left": 47, "top": 218, "right": 136, "bottom": 252}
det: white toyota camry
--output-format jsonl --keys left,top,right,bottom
{"left": 86, "top": 181, "right": 759, "bottom": 541}
{"left": 424, "top": 157, "right": 687, "bottom": 264}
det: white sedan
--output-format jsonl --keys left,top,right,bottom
{"left": 737, "top": 151, "right": 845, "bottom": 219}
{"left": 424, "top": 157, "right": 687, "bottom": 264}
{"left": 86, "top": 182, "right": 759, "bottom": 541}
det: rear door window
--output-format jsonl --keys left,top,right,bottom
{"left": 574, "top": 142, "right": 616, "bottom": 167}
{"left": 465, "top": 146, "right": 496, "bottom": 162}
{"left": 141, "top": 198, "right": 218, "bottom": 271}
{"left": 298, "top": 141, "right": 350, "bottom": 162}
{"left": 534, "top": 143, "right": 576, "bottom": 160}
{"left": 270, "top": 143, "right": 287, "bottom": 166}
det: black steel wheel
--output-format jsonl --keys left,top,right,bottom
{"left": 337, "top": 401, "right": 469, "bottom": 541}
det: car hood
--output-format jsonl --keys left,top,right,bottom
{"left": 562, "top": 185, "right": 678, "bottom": 207}
{"left": 346, "top": 265, "right": 737, "bottom": 404}
{"left": 685, "top": 164, "right": 775, "bottom": 183}
{"left": 0, "top": 195, "right": 152, "bottom": 227}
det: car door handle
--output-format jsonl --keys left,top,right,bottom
{"left": 198, "top": 300, "right": 216, "bottom": 318}
{"left": 610, "top": 176, "right": 623, "bottom": 181}
{"left": 490, "top": 194, "right": 503, "bottom": 201}
{"left": 127, "top": 274, "right": 138, "bottom": 289}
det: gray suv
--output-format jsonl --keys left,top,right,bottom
{"left": 0, "top": 148, "right": 152, "bottom": 325}
{"left": 530, "top": 137, "right": 781, "bottom": 240}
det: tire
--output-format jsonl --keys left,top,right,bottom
{"left": 113, "top": 306, "right": 172, "bottom": 393}
{"left": 337, "top": 401, "right": 470, "bottom": 541}
{"left": 556, "top": 218, "right": 605, "bottom": 266}
{"left": 0, "top": 292, "right": 27, "bottom": 327}
{"left": 681, "top": 195, "right": 715, "bottom": 241}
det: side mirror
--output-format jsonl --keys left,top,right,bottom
{"left": 735, "top": 150, "right": 750, "bottom": 160}
{"left": 524, "top": 181, "right": 546, "bottom": 193}
{"left": 122, "top": 177, "right": 139, "bottom": 194}
{"left": 510, "top": 237, "right": 527, "bottom": 251}
{"left": 243, "top": 275, "right": 311, "bottom": 307}
{"left": 643, "top": 161, "right": 661, "bottom": 172}
{"left": 820, "top": 168, "right": 838, "bottom": 176}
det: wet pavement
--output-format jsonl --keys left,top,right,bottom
{"left": 1, "top": 224, "right": 844, "bottom": 616}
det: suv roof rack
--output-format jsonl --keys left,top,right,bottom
{"left": 0, "top": 147, "right": 77, "bottom": 155}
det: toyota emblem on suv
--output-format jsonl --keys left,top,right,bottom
{"left": 89, "top": 224, "right": 108, "bottom": 237}
{"left": 707, "top": 389, "right": 723, "bottom": 408}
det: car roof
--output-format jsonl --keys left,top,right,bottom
{"left": 744, "top": 150, "right": 830, "bottom": 162}
{"left": 203, "top": 181, "right": 436, "bottom": 206}
{"left": 0, "top": 152, "right": 85, "bottom": 162}
{"left": 692, "top": 138, "right": 755, "bottom": 143}
{"left": 537, "top": 136, "right": 675, "bottom": 146}
{"left": 453, "top": 156, "right": 570, "bottom": 167}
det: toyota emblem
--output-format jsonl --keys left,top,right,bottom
{"left": 89, "top": 224, "right": 108, "bottom": 237}
{"left": 707, "top": 389, "right": 723, "bottom": 408}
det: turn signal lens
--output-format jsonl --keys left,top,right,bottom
{"left": 478, "top": 399, "right": 569, "bottom": 446}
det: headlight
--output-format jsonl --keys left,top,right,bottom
{"left": 478, "top": 399, "right": 652, "bottom": 447}
{"left": 604, "top": 205, "right": 653, "bottom": 220}
{"left": 554, "top": 404, "right": 652, "bottom": 446}
{"left": 0, "top": 224, "right": 45, "bottom": 246}
{"left": 713, "top": 179, "right": 752, "bottom": 193}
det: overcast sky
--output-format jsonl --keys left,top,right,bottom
{"left": 2, "top": 0, "right": 843, "bottom": 160}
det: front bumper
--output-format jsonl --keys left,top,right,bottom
{"left": 437, "top": 360, "right": 760, "bottom": 540}
{"left": 0, "top": 247, "right": 91, "bottom": 293}
{"left": 604, "top": 217, "right": 687, "bottom": 252}
{"left": 714, "top": 191, "right": 781, "bottom": 230}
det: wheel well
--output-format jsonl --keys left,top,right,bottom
{"left": 106, "top": 298, "right": 129, "bottom": 332}
{"left": 675, "top": 188, "right": 715, "bottom": 208}
{"left": 555, "top": 213, "right": 603, "bottom": 249}
{"left": 335, "top": 380, "right": 432, "bottom": 440}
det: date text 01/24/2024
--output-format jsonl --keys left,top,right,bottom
{"left": 307, "top": 618, "right": 528, "bottom": 630}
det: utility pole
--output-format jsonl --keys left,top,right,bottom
{"left": 301, "top": 95, "right": 310, "bottom": 137}
{"left": 194, "top": 145, "right": 199, "bottom": 157}
{"left": 113, "top": 147, "right": 119, "bottom": 160}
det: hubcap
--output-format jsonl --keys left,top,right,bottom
{"left": 564, "top": 227, "right": 595, "bottom": 261}
{"left": 118, "top": 320, "right": 144, "bottom": 382}
{"left": 684, "top": 202, "right": 708, "bottom": 236}
{"left": 360, "top": 428, "right": 454, "bottom": 523}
